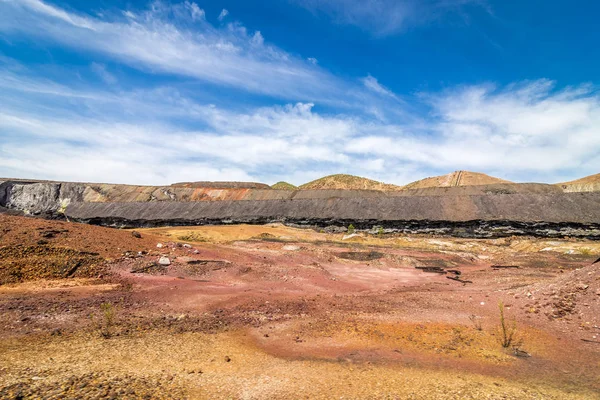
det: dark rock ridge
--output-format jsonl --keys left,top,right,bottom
{"left": 3, "top": 179, "right": 600, "bottom": 239}
{"left": 64, "top": 194, "right": 600, "bottom": 239}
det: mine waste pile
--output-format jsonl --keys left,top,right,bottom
{"left": 1, "top": 175, "right": 600, "bottom": 238}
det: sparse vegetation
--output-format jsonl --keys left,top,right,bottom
{"left": 469, "top": 314, "right": 483, "bottom": 331}
{"left": 93, "top": 302, "right": 116, "bottom": 338}
{"left": 348, "top": 224, "right": 355, "bottom": 234}
{"left": 497, "top": 301, "right": 519, "bottom": 348}
{"left": 177, "top": 233, "right": 207, "bottom": 242}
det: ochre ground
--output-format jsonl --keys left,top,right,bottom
{"left": 1, "top": 214, "right": 600, "bottom": 399}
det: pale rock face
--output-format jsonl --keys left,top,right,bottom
{"left": 158, "top": 256, "right": 171, "bottom": 266}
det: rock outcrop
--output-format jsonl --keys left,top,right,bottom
{"left": 2, "top": 178, "right": 600, "bottom": 239}
{"left": 64, "top": 193, "right": 600, "bottom": 239}
{"left": 557, "top": 173, "right": 600, "bottom": 193}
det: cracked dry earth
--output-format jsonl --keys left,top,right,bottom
{"left": 1, "top": 214, "right": 600, "bottom": 399}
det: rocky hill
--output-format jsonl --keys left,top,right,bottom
{"left": 403, "top": 171, "right": 510, "bottom": 190}
{"left": 557, "top": 173, "right": 600, "bottom": 193}
{"left": 299, "top": 174, "right": 402, "bottom": 190}
{"left": 2, "top": 175, "right": 600, "bottom": 238}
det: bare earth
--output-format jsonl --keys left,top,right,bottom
{"left": 1, "top": 214, "right": 600, "bottom": 399}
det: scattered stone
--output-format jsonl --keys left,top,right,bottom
{"left": 157, "top": 243, "right": 164, "bottom": 248}
{"left": 282, "top": 245, "right": 300, "bottom": 251}
{"left": 576, "top": 283, "right": 589, "bottom": 291}
{"left": 183, "top": 244, "right": 192, "bottom": 249}
{"left": 224, "top": 356, "right": 231, "bottom": 362}
{"left": 158, "top": 257, "right": 171, "bottom": 266}
{"left": 131, "top": 231, "right": 142, "bottom": 238}
{"left": 337, "top": 251, "right": 383, "bottom": 261}
{"left": 513, "top": 348, "right": 531, "bottom": 357}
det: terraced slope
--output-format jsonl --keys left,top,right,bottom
{"left": 403, "top": 171, "right": 511, "bottom": 190}
{"left": 557, "top": 173, "right": 600, "bottom": 192}
{"left": 299, "top": 174, "right": 402, "bottom": 190}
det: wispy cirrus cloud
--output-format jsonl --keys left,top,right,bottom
{"left": 0, "top": 1, "right": 598, "bottom": 187}
{"left": 294, "top": 0, "right": 485, "bottom": 36}
{"left": 362, "top": 75, "right": 397, "bottom": 99}
{"left": 0, "top": 0, "right": 359, "bottom": 104}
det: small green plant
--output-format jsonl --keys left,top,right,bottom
{"left": 348, "top": 224, "right": 355, "bottom": 234}
{"left": 497, "top": 301, "right": 518, "bottom": 348}
{"left": 377, "top": 227, "right": 384, "bottom": 236}
{"left": 579, "top": 248, "right": 592, "bottom": 256}
{"left": 95, "top": 302, "right": 116, "bottom": 338}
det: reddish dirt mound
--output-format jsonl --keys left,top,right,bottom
{"left": 0, "top": 245, "right": 105, "bottom": 284}
{"left": 0, "top": 214, "right": 158, "bottom": 258}
{"left": 0, "top": 214, "right": 160, "bottom": 284}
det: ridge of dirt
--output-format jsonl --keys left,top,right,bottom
{"left": 403, "top": 171, "right": 511, "bottom": 190}
{"left": 299, "top": 174, "right": 403, "bottom": 190}
{"left": 558, "top": 173, "right": 600, "bottom": 185}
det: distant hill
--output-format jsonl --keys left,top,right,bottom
{"left": 403, "top": 171, "right": 511, "bottom": 190}
{"left": 271, "top": 181, "right": 297, "bottom": 190}
{"left": 557, "top": 173, "right": 600, "bottom": 193}
{"left": 299, "top": 174, "right": 403, "bottom": 191}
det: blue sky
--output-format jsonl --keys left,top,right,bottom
{"left": 0, "top": 0, "right": 599, "bottom": 185}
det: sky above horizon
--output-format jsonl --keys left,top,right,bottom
{"left": 1, "top": 0, "right": 599, "bottom": 186}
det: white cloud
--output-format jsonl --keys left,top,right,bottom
{"left": 251, "top": 31, "right": 264, "bottom": 46}
{"left": 184, "top": 1, "right": 205, "bottom": 21}
{"left": 295, "top": 0, "right": 484, "bottom": 36}
{"left": 2, "top": 68, "right": 598, "bottom": 186}
{"left": 218, "top": 9, "right": 229, "bottom": 21}
{"left": 347, "top": 80, "right": 600, "bottom": 176}
{"left": 362, "top": 75, "right": 397, "bottom": 98}
{"left": 90, "top": 62, "right": 117, "bottom": 85}
{"left": 307, "top": 57, "right": 318, "bottom": 65}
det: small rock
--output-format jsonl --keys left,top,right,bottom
{"left": 183, "top": 244, "right": 192, "bottom": 249}
{"left": 157, "top": 243, "right": 164, "bottom": 248}
{"left": 224, "top": 356, "right": 231, "bottom": 362}
{"left": 282, "top": 245, "right": 300, "bottom": 251}
{"left": 576, "top": 283, "right": 589, "bottom": 291}
{"left": 513, "top": 348, "right": 531, "bottom": 358}
{"left": 342, "top": 233, "right": 361, "bottom": 241}
{"left": 158, "top": 256, "right": 171, "bottom": 266}
{"left": 131, "top": 231, "right": 142, "bottom": 239}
